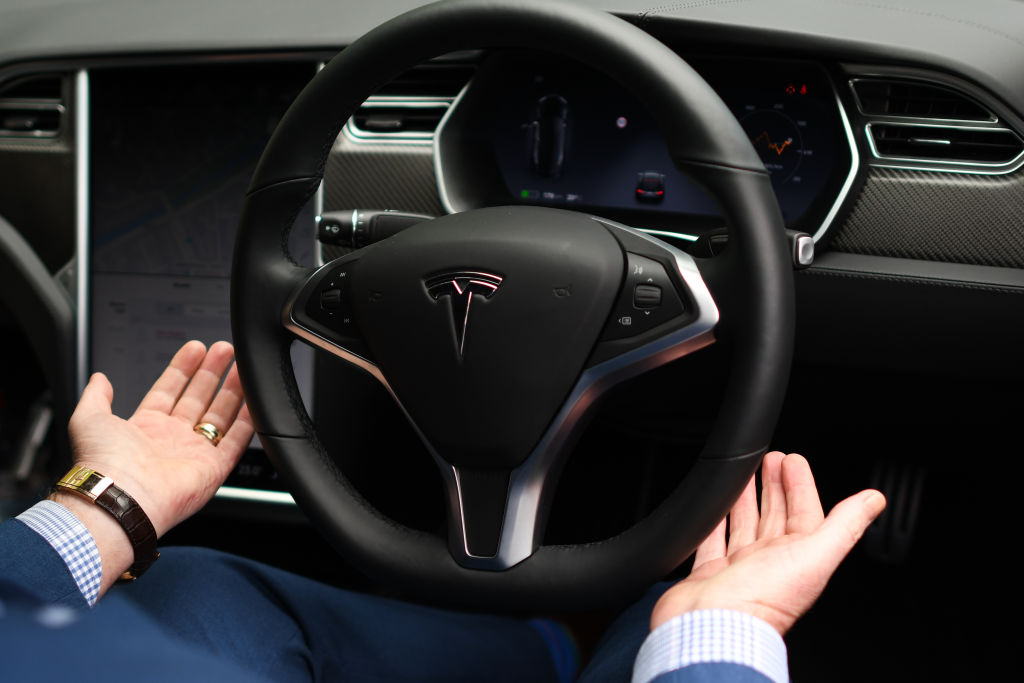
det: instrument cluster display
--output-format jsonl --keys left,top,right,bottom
{"left": 485, "top": 55, "right": 848, "bottom": 228}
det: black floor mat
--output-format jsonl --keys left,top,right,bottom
{"left": 781, "top": 441, "right": 1017, "bottom": 681}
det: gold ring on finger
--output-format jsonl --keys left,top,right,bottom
{"left": 193, "top": 422, "right": 222, "bottom": 445}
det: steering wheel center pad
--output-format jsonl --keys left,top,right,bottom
{"left": 232, "top": 0, "right": 795, "bottom": 611}
{"left": 352, "top": 206, "right": 621, "bottom": 470}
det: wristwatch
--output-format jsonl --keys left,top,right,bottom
{"left": 56, "top": 465, "right": 160, "bottom": 580}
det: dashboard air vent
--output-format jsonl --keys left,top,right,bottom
{"left": 373, "top": 64, "right": 476, "bottom": 98}
{"left": 852, "top": 79, "right": 992, "bottom": 121}
{"left": 852, "top": 75, "right": 1024, "bottom": 171}
{"left": 868, "top": 124, "right": 1024, "bottom": 164}
{"left": 347, "top": 62, "right": 474, "bottom": 141}
{"left": 353, "top": 105, "right": 450, "bottom": 134}
{"left": 0, "top": 73, "right": 66, "bottom": 138}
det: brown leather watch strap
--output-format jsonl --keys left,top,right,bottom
{"left": 56, "top": 465, "right": 160, "bottom": 580}
{"left": 93, "top": 484, "right": 160, "bottom": 580}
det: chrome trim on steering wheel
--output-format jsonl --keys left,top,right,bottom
{"left": 452, "top": 219, "right": 719, "bottom": 569}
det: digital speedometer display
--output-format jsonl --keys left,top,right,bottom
{"left": 489, "top": 56, "right": 846, "bottom": 227}
{"left": 715, "top": 60, "right": 843, "bottom": 225}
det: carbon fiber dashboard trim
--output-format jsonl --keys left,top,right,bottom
{"left": 323, "top": 135, "right": 443, "bottom": 214}
{"left": 828, "top": 167, "right": 1024, "bottom": 268}
{"left": 322, "top": 136, "right": 444, "bottom": 262}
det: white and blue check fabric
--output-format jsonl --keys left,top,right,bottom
{"left": 632, "top": 609, "right": 789, "bottom": 683}
{"left": 17, "top": 500, "right": 102, "bottom": 607}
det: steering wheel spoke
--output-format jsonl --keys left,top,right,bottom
{"left": 443, "top": 465, "right": 525, "bottom": 567}
{"left": 432, "top": 220, "right": 722, "bottom": 572}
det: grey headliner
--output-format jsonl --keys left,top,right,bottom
{"left": 1, "top": 0, "right": 1023, "bottom": 115}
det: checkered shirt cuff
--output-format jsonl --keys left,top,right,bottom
{"left": 632, "top": 609, "right": 789, "bottom": 683}
{"left": 17, "top": 500, "right": 103, "bottom": 607}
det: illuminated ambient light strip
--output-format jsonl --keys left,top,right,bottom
{"left": 74, "top": 69, "right": 90, "bottom": 395}
{"left": 811, "top": 87, "right": 860, "bottom": 244}
{"left": 216, "top": 486, "right": 296, "bottom": 505}
{"left": 638, "top": 228, "right": 699, "bottom": 242}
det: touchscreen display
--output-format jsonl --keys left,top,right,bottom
{"left": 89, "top": 62, "right": 316, "bottom": 426}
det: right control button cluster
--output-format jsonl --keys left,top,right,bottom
{"left": 602, "top": 253, "right": 686, "bottom": 341}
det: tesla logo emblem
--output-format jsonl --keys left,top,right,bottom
{"left": 425, "top": 271, "right": 503, "bottom": 356}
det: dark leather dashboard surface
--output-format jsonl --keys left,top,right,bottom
{"left": 796, "top": 252, "right": 1024, "bottom": 380}
{"left": 1, "top": 0, "right": 1023, "bottom": 115}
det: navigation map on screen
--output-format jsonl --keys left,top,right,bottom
{"left": 89, "top": 62, "right": 317, "bottom": 419}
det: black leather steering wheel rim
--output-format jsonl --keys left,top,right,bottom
{"left": 232, "top": 0, "right": 794, "bottom": 611}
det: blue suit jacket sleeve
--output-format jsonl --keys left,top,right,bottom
{"left": 0, "top": 519, "right": 273, "bottom": 682}
{"left": 651, "top": 663, "right": 774, "bottom": 682}
{"left": 0, "top": 518, "right": 87, "bottom": 608}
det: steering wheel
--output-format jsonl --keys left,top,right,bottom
{"left": 232, "top": 0, "right": 794, "bottom": 612}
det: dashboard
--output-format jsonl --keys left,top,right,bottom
{"left": 77, "top": 51, "right": 856, "bottom": 419}
{"left": 1, "top": 39, "right": 1016, "bottom": 493}
{"left": 0, "top": 0, "right": 1022, "bottom": 488}
{"left": 0, "top": 0, "right": 1022, "bottom": 501}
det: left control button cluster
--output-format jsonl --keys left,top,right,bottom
{"left": 305, "top": 265, "right": 357, "bottom": 334}
{"left": 292, "top": 260, "right": 375, "bottom": 362}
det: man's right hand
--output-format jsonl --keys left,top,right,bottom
{"left": 650, "top": 451, "right": 886, "bottom": 635}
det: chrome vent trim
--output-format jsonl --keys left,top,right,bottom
{"left": 866, "top": 122, "right": 1024, "bottom": 168}
{"left": 0, "top": 73, "right": 66, "bottom": 138}
{"left": 343, "top": 63, "right": 474, "bottom": 144}
{"left": 850, "top": 76, "right": 1024, "bottom": 174}
{"left": 344, "top": 97, "right": 453, "bottom": 144}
